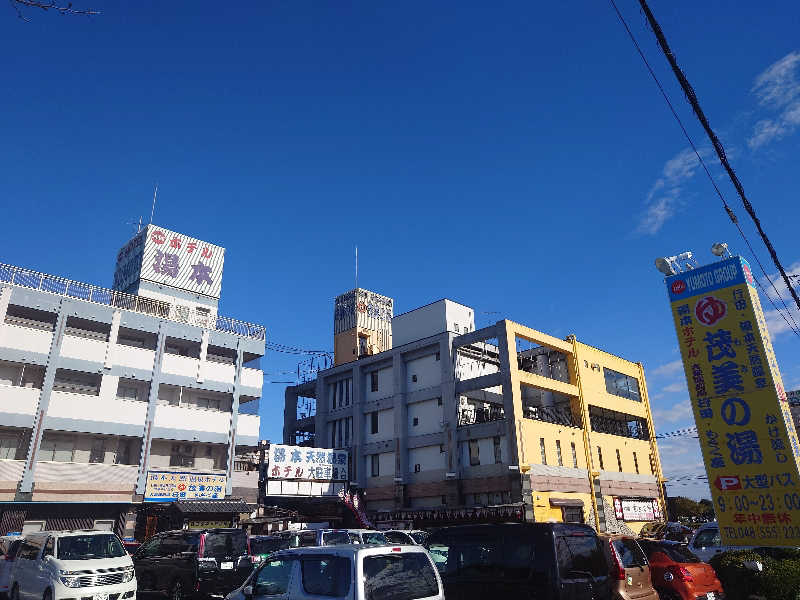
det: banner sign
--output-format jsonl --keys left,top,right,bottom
{"left": 614, "top": 498, "right": 661, "bottom": 521}
{"left": 144, "top": 471, "right": 226, "bottom": 502}
{"left": 666, "top": 256, "right": 800, "bottom": 547}
{"left": 113, "top": 224, "right": 225, "bottom": 298}
{"left": 268, "top": 444, "right": 349, "bottom": 481}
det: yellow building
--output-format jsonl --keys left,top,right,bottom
{"left": 285, "top": 300, "right": 666, "bottom": 534}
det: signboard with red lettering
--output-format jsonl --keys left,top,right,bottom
{"left": 113, "top": 225, "right": 225, "bottom": 298}
{"left": 666, "top": 256, "right": 800, "bottom": 547}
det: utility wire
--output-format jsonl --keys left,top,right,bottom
{"left": 607, "top": 0, "right": 800, "bottom": 340}
{"left": 636, "top": 0, "right": 800, "bottom": 315}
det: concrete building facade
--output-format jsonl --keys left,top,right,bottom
{"left": 0, "top": 225, "right": 264, "bottom": 536}
{"left": 285, "top": 299, "right": 665, "bottom": 534}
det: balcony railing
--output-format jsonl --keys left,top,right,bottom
{"left": 458, "top": 404, "right": 505, "bottom": 427}
{"left": 0, "top": 263, "right": 265, "bottom": 341}
{"left": 590, "top": 413, "right": 649, "bottom": 440}
{"left": 523, "top": 405, "right": 579, "bottom": 428}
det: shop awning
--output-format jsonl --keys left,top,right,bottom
{"left": 174, "top": 499, "right": 252, "bottom": 514}
{"left": 549, "top": 498, "right": 584, "bottom": 507}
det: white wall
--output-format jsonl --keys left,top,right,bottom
{"left": 406, "top": 354, "right": 440, "bottom": 392}
{"left": 444, "top": 300, "right": 475, "bottom": 335}
{"left": 392, "top": 299, "right": 475, "bottom": 347}
{"left": 364, "top": 408, "right": 394, "bottom": 442}
{"left": 238, "top": 414, "right": 259, "bottom": 439}
{"left": 241, "top": 367, "right": 263, "bottom": 391}
{"left": 203, "top": 360, "right": 235, "bottom": 384}
{"left": 365, "top": 451, "right": 395, "bottom": 478}
{"left": 408, "top": 399, "right": 442, "bottom": 436}
{"left": 149, "top": 440, "right": 227, "bottom": 471}
{"left": 48, "top": 391, "right": 147, "bottom": 428}
{"left": 0, "top": 324, "right": 53, "bottom": 355}
{"left": 162, "top": 353, "right": 199, "bottom": 378}
{"left": 114, "top": 345, "right": 156, "bottom": 371}
{"left": 408, "top": 444, "right": 445, "bottom": 472}
{"left": 154, "top": 404, "right": 230, "bottom": 436}
{"left": 61, "top": 335, "right": 107, "bottom": 363}
{"left": 0, "top": 386, "right": 39, "bottom": 418}
{"left": 365, "top": 367, "right": 393, "bottom": 401}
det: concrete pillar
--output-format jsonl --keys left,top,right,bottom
{"left": 104, "top": 310, "right": 121, "bottom": 370}
{"left": 135, "top": 323, "right": 167, "bottom": 495}
{"left": 392, "top": 351, "right": 408, "bottom": 508}
{"left": 197, "top": 329, "right": 209, "bottom": 383}
{"left": 351, "top": 364, "right": 364, "bottom": 488}
{"left": 225, "top": 343, "right": 244, "bottom": 497}
{"left": 440, "top": 334, "right": 460, "bottom": 506}
{"left": 497, "top": 321, "right": 523, "bottom": 465}
{"left": 0, "top": 287, "right": 12, "bottom": 347}
{"left": 18, "top": 299, "right": 69, "bottom": 495}
{"left": 283, "top": 387, "right": 299, "bottom": 445}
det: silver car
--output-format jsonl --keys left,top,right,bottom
{"left": 225, "top": 544, "right": 443, "bottom": 600}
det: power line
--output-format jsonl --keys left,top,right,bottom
{"left": 636, "top": 0, "right": 800, "bottom": 315}
{"left": 607, "top": 0, "right": 800, "bottom": 340}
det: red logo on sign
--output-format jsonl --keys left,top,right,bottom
{"left": 177, "top": 483, "right": 187, "bottom": 491}
{"left": 743, "top": 263, "right": 755, "bottom": 285}
{"left": 714, "top": 475, "right": 741, "bottom": 491}
{"left": 695, "top": 296, "right": 727, "bottom": 326}
{"left": 671, "top": 280, "right": 687, "bottom": 295}
{"left": 151, "top": 230, "right": 166, "bottom": 245}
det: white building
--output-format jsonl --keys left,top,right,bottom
{"left": 0, "top": 224, "right": 264, "bottom": 536}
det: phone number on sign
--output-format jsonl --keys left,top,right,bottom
{"left": 722, "top": 525, "right": 800, "bottom": 541}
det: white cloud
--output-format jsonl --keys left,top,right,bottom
{"left": 662, "top": 382, "right": 687, "bottom": 394}
{"left": 653, "top": 399, "right": 692, "bottom": 425}
{"left": 658, "top": 437, "right": 710, "bottom": 500}
{"left": 652, "top": 359, "right": 683, "bottom": 377}
{"left": 749, "top": 51, "right": 800, "bottom": 148}
{"left": 636, "top": 148, "right": 705, "bottom": 235}
{"left": 758, "top": 259, "right": 800, "bottom": 339}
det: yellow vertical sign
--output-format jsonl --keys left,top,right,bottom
{"left": 666, "top": 256, "right": 800, "bottom": 547}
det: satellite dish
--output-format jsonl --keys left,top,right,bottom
{"left": 655, "top": 257, "right": 677, "bottom": 276}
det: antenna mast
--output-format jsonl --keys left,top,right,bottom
{"left": 355, "top": 246, "right": 358, "bottom": 291}
{"left": 150, "top": 183, "right": 158, "bottom": 224}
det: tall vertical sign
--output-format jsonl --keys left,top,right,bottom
{"left": 666, "top": 256, "right": 800, "bottom": 547}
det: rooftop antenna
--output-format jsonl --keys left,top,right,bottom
{"left": 355, "top": 245, "right": 358, "bottom": 291}
{"left": 149, "top": 182, "right": 158, "bottom": 225}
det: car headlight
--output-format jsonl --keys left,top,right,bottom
{"left": 59, "top": 571, "right": 82, "bottom": 588}
{"left": 121, "top": 567, "right": 135, "bottom": 583}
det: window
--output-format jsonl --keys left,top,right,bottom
{"left": 633, "top": 452, "right": 639, "bottom": 474}
{"left": 612, "top": 539, "right": 647, "bottom": 568}
{"left": 556, "top": 440, "right": 563, "bottom": 466}
{"left": 597, "top": 447, "right": 604, "bottom": 470}
{"left": 363, "top": 553, "right": 439, "bottom": 600}
{"left": 603, "top": 368, "right": 641, "bottom": 402}
{"left": 40, "top": 437, "right": 74, "bottom": 462}
{"left": 692, "top": 528, "right": 721, "bottom": 548}
{"left": 436, "top": 352, "right": 440, "bottom": 361}
{"left": 468, "top": 440, "right": 480, "bottom": 466}
{"left": 493, "top": 436, "right": 502, "bottom": 464}
{"left": 170, "top": 443, "right": 194, "bottom": 468}
{"left": 115, "top": 439, "right": 132, "bottom": 465}
{"left": 540, "top": 438, "right": 547, "bottom": 465}
{"left": 414, "top": 464, "right": 421, "bottom": 473}
{"left": 371, "top": 372, "right": 379, "bottom": 392}
{"left": 93, "top": 520, "right": 114, "bottom": 531}
{"left": 441, "top": 495, "right": 447, "bottom": 506}
{"left": 371, "top": 454, "right": 380, "bottom": 477}
{"left": 0, "top": 435, "right": 19, "bottom": 460}
{"left": 89, "top": 438, "right": 106, "bottom": 464}
{"left": 440, "top": 444, "right": 445, "bottom": 453}
{"left": 117, "top": 385, "right": 138, "bottom": 401}
{"left": 301, "top": 557, "right": 351, "bottom": 596}
{"left": 412, "top": 417, "right": 419, "bottom": 427}
{"left": 371, "top": 412, "right": 378, "bottom": 434}
{"left": 562, "top": 507, "right": 584, "bottom": 523}
{"left": 437, "top": 397, "right": 442, "bottom": 406}
{"left": 358, "top": 335, "right": 368, "bottom": 357}
{"left": 556, "top": 535, "right": 606, "bottom": 578}
{"left": 254, "top": 558, "right": 296, "bottom": 596}
{"left": 454, "top": 324, "right": 460, "bottom": 333}
{"left": 412, "top": 374, "right": 418, "bottom": 382}
{"left": 137, "top": 537, "right": 162, "bottom": 558}
{"left": 616, "top": 449, "right": 622, "bottom": 472}
{"left": 571, "top": 442, "right": 578, "bottom": 468}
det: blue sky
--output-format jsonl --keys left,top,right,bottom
{"left": 2, "top": 1, "right": 799, "bottom": 500}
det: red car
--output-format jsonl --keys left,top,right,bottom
{"left": 638, "top": 539, "right": 724, "bottom": 600}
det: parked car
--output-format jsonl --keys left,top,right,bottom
{"left": 247, "top": 535, "right": 289, "bottom": 563}
{"left": 639, "top": 522, "right": 692, "bottom": 543}
{"left": 225, "top": 544, "right": 444, "bottom": 600}
{"left": 0, "top": 535, "right": 22, "bottom": 596}
{"left": 600, "top": 534, "right": 659, "bottom": 600}
{"left": 687, "top": 522, "right": 752, "bottom": 563}
{"left": 133, "top": 528, "right": 251, "bottom": 599}
{"left": 341, "top": 529, "right": 388, "bottom": 545}
{"left": 383, "top": 530, "right": 429, "bottom": 545}
{"left": 10, "top": 530, "right": 136, "bottom": 600}
{"left": 121, "top": 539, "right": 140, "bottom": 555}
{"left": 426, "top": 522, "right": 610, "bottom": 600}
{"left": 274, "top": 529, "right": 355, "bottom": 548}
{"left": 638, "top": 539, "right": 724, "bottom": 600}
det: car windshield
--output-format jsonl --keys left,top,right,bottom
{"left": 660, "top": 543, "right": 700, "bottom": 563}
{"left": 384, "top": 532, "right": 413, "bottom": 544}
{"left": 322, "top": 532, "right": 351, "bottom": 546}
{"left": 57, "top": 535, "right": 126, "bottom": 560}
{"left": 205, "top": 531, "right": 248, "bottom": 556}
{"left": 250, "top": 538, "right": 286, "bottom": 555}
{"left": 409, "top": 532, "right": 428, "bottom": 545}
{"left": 362, "top": 532, "right": 388, "bottom": 545}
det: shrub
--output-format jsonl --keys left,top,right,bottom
{"left": 710, "top": 550, "right": 800, "bottom": 600}
{"left": 758, "top": 558, "right": 800, "bottom": 600}
{"left": 709, "top": 550, "right": 767, "bottom": 600}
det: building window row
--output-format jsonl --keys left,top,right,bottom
{"left": 596, "top": 447, "right": 651, "bottom": 474}
{"left": 329, "top": 378, "right": 352, "bottom": 410}
{"left": 603, "top": 368, "right": 642, "bottom": 402}
{"left": 589, "top": 406, "right": 649, "bottom": 440}
{"left": 37, "top": 433, "right": 140, "bottom": 465}
{"left": 330, "top": 417, "right": 352, "bottom": 449}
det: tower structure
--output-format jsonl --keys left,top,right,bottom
{"left": 333, "top": 289, "right": 393, "bottom": 366}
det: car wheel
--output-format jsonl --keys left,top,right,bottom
{"left": 170, "top": 580, "right": 183, "bottom": 600}
{"left": 43, "top": 588, "right": 52, "bottom": 600}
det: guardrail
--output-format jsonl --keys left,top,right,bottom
{"left": 0, "top": 263, "right": 265, "bottom": 341}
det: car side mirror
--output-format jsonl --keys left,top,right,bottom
{"left": 243, "top": 585, "right": 253, "bottom": 598}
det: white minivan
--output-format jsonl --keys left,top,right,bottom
{"left": 10, "top": 530, "right": 136, "bottom": 600}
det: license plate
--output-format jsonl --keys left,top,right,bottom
{"left": 707, "top": 593, "right": 715, "bottom": 600}
{"left": 221, "top": 561, "right": 233, "bottom": 570}
{"left": 95, "top": 594, "right": 109, "bottom": 600}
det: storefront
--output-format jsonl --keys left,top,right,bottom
{"left": 0, "top": 502, "right": 131, "bottom": 537}
{"left": 134, "top": 498, "right": 252, "bottom": 539}
{"left": 374, "top": 503, "right": 525, "bottom": 529}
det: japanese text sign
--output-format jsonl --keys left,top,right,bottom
{"left": 113, "top": 225, "right": 225, "bottom": 298}
{"left": 666, "top": 256, "right": 800, "bottom": 547}
{"left": 268, "top": 444, "right": 349, "bottom": 481}
{"left": 144, "top": 471, "right": 227, "bottom": 502}
{"left": 615, "top": 498, "right": 659, "bottom": 522}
